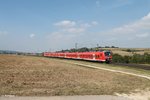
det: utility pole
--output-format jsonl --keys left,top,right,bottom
{"left": 75, "top": 43, "right": 78, "bottom": 51}
{"left": 96, "top": 44, "right": 99, "bottom": 51}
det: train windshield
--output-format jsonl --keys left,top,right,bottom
{"left": 104, "top": 51, "right": 111, "bottom": 56}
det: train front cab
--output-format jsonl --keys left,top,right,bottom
{"left": 104, "top": 51, "right": 112, "bottom": 63}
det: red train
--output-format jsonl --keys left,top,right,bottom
{"left": 43, "top": 51, "right": 112, "bottom": 63}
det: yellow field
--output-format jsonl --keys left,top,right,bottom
{"left": 104, "top": 48, "right": 150, "bottom": 56}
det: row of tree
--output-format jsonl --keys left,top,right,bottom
{"left": 59, "top": 46, "right": 118, "bottom": 53}
{"left": 112, "top": 53, "right": 150, "bottom": 64}
{"left": 0, "top": 50, "right": 42, "bottom": 56}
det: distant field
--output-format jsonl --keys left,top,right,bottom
{"left": 104, "top": 48, "right": 150, "bottom": 56}
{"left": 0, "top": 54, "right": 150, "bottom": 96}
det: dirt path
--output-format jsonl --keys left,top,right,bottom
{"left": 63, "top": 61, "right": 150, "bottom": 80}
{"left": 116, "top": 90, "right": 150, "bottom": 100}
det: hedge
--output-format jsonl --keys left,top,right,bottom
{"left": 112, "top": 53, "right": 150, "bottom": 64}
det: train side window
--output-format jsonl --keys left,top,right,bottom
{"left": 97, "top": 55, "right": 98, "bottom": 58}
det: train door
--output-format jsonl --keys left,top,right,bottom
{"left": 93, "top": 53, "right": 95, "bottom": 60}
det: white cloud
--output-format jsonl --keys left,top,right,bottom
{"left": 107, "top": 0, "right": 132, "bottom": 9}
{"left": 142, "top": 13, "right": 150, "bottom": 20}
{"left": 81, "top": 23, "right": 91, "bottom": 28}
{"left": 110, "top": 12, "right": 150, "bottom": 35}
{"left": 91, "top": 21, "right": 98, "bottom": 25}
{"left": 54, "top": 20, "right": 76, "bottom": 28}
{"left": 47, "top": 32, "right": 75, "bottom": 40}
{"left": 54, "top": 20, "right": 98, "bottom": 34}
{"left": 63, "top": 27, "right": 85, "bottom": 33}
{"left": 136, "top": 33, "right": 149, "bottom": 38}
{"left": 106, "top": 37, "right": 117, "bottom": 41}
{"left": 92, "top": 12, "right": 150, "bottom": 48}
{"left": 96, "top": 1, "right": 100, "bottom": 7}
{"left": 29, "top": 34, "right": 35, "bottom": 38}
{"left": 46, "top": 32, "right": 77, "bottom": 50}
{"left": 80, "top": 21, "right": 98, "bottom": 28}
{"left": 46, "top": 20, "right": 99, "bottom": 50}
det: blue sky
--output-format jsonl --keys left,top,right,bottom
{"left": 0, "top": 0, "right": 150, "bottom": 52}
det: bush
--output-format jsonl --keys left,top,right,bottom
{"left": 112, "top": 53, "right": 150, "bottom": 64}
{"left": 143, "top": 53, "right": 150, "bottom": 64}
{"left": 126, "top": 49, "right": 132, "bottom": 52}
{"left": 112, "top": 54, "right": 124, "bottom": 63}
{"left": 131, "top": 54, "right": 143, "bottom": 63}
{"left": 124, "top": 56, "right": 130, "bottom": 63}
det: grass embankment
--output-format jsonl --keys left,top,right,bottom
{"left": 0, "top": 54, "right": 150, "bottom": 96}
